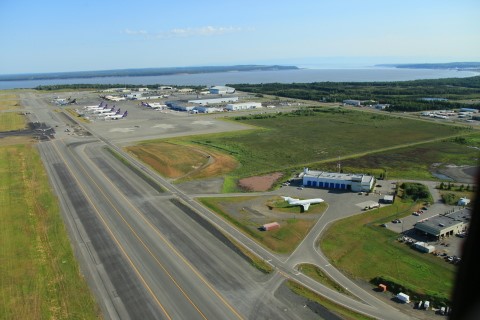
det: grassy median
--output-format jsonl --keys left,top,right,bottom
{"left": 0, "top": 93, "right": 20, "bottom": 111}
{"left": 0, "top": 142, "right": 100, "bottom": 319}
{"left": 0, "top": 112, "right": 26, "bottom": 131}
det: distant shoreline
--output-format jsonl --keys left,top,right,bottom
{"left": 376, "top": 62, "right": 480, "bottom": 71}
{"left": 0, "top": 65, "right": 298, "bottom": 82}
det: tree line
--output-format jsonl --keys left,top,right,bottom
{"left": 230, "top": 76, "right": 480, "bottom": 112}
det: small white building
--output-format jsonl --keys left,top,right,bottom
{"left": 225, "top": 102, "right": 262, "bottom": 111}
{"left": 137, "top": 87, "right": 149, "bottom": 92}
{"left": 413, "top": 242, "right": 435, "bottom": 253}
{"left": 209, "top": 86, "right": 235, "bottom": 94}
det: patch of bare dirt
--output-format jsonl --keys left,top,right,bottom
{"left": 239, "top": 172, "right": 283, "bottom": 191}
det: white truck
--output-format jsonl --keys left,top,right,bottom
{"left": 424, "top": 301, "right": 430, "bottom": 310}
{"left": 396, "top": 292, "right": 410, "bottom": 303}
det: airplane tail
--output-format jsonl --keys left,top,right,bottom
{"left": 123, "top": 111, "right": 128, "bottom": 118}
{"left": 115, "top": 108, "right": 121, "bottom": 115}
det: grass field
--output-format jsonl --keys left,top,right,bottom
{"left": 131, "top": 108, "right": 473, "bottom": 191}
{"left": 0, "top": 112, "right": 26, "bottom": 131}
{"left": 198, "top": 196, "right": 322, "bottom": 253}
{"left": 0, "top": 93, "right": 20, "bottom": 111}
{"left": 0, "top": 143, "right": 100, "bottom": 319}
{"left": 316, "top": 133, "right": 480, "bottom": 180}
{"left": 320, "top": 198, "right": 455, "bottom": 302}
{"left": 126, "top": 141, "right": 238, "bottom": 181}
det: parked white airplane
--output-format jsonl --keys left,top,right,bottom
{"left": 94, "top": 108, "right": 113, "bottom": 114}
{"left": 102, "top": 108, "right": 119, "bottom": 117}
{"left": 105, "top": 111, "right": 128, "bottom": 120}
{"left": 282, "top": 196, "right": 324, "bottom": 211}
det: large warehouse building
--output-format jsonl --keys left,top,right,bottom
{"left": 300, "top": 168, "right": 374, "bottom": 192}
{"left": 414, "top": 208, "right": 470, "bottom": 239}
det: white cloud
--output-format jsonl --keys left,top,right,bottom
{"left": 124, "top": 26, "right": 250, "bottom": 38}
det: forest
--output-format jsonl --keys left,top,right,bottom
{"left": 230, "top": 76, "right": 480, "bottom": 112}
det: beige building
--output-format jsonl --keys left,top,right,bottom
{"left": 414, "top": 208, "right": 470, "bottom": 239}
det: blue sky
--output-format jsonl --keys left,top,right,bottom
{"left": 0, "top": 0, "right": 479, "bottom": 74}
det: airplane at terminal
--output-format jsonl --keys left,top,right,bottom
{"left": 94, "top": 108, "right": 112, "bottom": 114}
{"left": 105, "top": 111, "right": 128, "bottom": 120}
{"left": 84, "top": 105, "right": 100, "bottom": 110}
{"left": 103, "top": 108, "right": 120, "bottom": 117}
{"left": 282, "top": 196, "right": 324, "bottom": 211}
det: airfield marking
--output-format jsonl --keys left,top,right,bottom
{"left": 152, "top": 124, "right": 175, "bottom": 129}
{"left": 49, "top": 140, "right": 173, "bottom": 320}
{"left": 191, "top": 120, "right": 214, "bottom": 125}
{"left": 109, "top": 127, "right": 135, "bottom": 133}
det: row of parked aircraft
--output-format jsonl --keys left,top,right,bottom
{"left": 83, "top": 102, "right": 128, "bottom": 120}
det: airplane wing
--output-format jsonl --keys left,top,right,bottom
{"left": 302, "top": 203, "right": 310, "bottom": 211}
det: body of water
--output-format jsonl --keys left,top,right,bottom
{"left": 0, "top": 67, "right": 478, "bottom": 89}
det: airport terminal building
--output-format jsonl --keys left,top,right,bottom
{"left": 300, "top": 168, "right": 374, "bottom": 192}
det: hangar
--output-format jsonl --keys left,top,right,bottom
{"left": 209, "top": 86, "right": 235, "bottom": 94}
{"left": 414, "top": 208, "right": 470, "bottom": 239}
{"left": 300, "top": 168, "right": 374, "bottom": 192}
